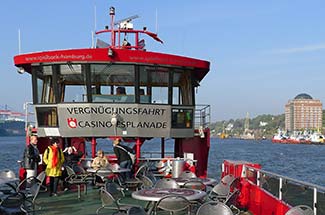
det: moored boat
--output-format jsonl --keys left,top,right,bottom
{"left": 6, "top": 5, "right": 325, "bottom": 215}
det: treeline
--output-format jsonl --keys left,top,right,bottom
{"left": 210, "top": 114, "right": 285, "bottom": 138}
{"left": 211, "top": 110, "right": 325, "bottom": 138}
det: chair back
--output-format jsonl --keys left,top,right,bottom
{"left": 196, "top": 201, "right": 233, "bottom": 215}
{"left": 183, "top": 180, "right": 206, "bottom": 191}
{"left": 139, "top": 175, "right": 153, "bottom": 189}
{"left": 100, "top": 188, "right": 119, "bottom": 208}
{"left": 0, "top": 192, "right": 24, "bottom": 208}
{"left": 154, "top": 178, "right": 179, "bottom": 189}
{"left": 209, "top": 182, "right": 230, "bottom": 197}
{"left": 155, "top": 195, "right": 191, "bottom": 214}
{"left": 105, "top": 181, "right": 124, "bottom": 200}
{"left": 135, "top": 164, "right": 148, "bottom": 178}
{"left": 225, "top": 189, "right": 240, "bottom": 207}
{"left": 179, "top": 170, "right": 197, "bottom": 179}
{"left": 285, "top": 205, "right": 314, "bottom": 215}
{"left": 221, "top": 174, "right": 235, "bottom": 184}
{"left": 36, "top": 171, "right": 46, "bottom": 184}
{"left": 73, "top": 165, "right": 87, "bottom": 174}
{"left": 127, "top": 206, "right": 148, "bottom": 215}
{"left": 65, "top": 166, "right": 76, "bottom": 177}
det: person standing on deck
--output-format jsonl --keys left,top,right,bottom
{"left": 43, "top": 138, "right": 64, "bottom": 196}
{"left": 113, "top": 139, "right": 133, "bottom": 180}
{"left": 23, "top": 135, "right": 40, "bottom": 187}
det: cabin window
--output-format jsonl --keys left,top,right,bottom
{"left": 59, "top": 64, "right": 87, "bottom": 102}
{"left": 36, "top": 106, "right": 58, "bottom": 127}
{"left": 34, "top": 66, "right": 56, "bottom": 104}
{"left": 173, "top": 71, "right": 193, "bottom": 105}
{"left": 171, "top": 108, "right": 193, "bottom": 128}
{"left": 90, "top": 64, "right": 135, "bottom": 103}
{"left": 149, "top": 67, "right": 169, "bottom": 104}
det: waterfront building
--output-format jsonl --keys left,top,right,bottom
{"left": 285, "top": 93, "right": 322, "bottom": 132}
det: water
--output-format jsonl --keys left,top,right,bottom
{"left": 1, "top": 136, "right": 324, "bottom": 186}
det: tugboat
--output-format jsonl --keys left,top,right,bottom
{"left": 13, "top": 6, "right": 325, "bottom": 215}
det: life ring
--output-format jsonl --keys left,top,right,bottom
{"left": 156, "top": 158, "right": 172, "bottom": 178}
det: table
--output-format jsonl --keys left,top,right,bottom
{"left": 132, "top": 188, "right": 206, "bottom": 214}
{"left": 172, "top": 177, "right": 217, "bottom": 186}
{"left": 87, "top": 167, "right": 130, "bottom": 174}
{"left": 87, "top": 166, "right": 131, "bottom": 185}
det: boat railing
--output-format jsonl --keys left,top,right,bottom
{"left": 243, "top": 165, "right": 325, "bottom": 214}
{"left": 140, "top": 151, "right": 174, "bottom": 158}
{"left": 194, "top": 104, "right": 211, "bottom": 129}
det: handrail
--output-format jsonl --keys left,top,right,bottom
{"left": 194, "top": 104, "right": 210, "bottom": 129}
{"left": 243, "top": 165, "right": 325, "bottom": 215}
{"left": 244, "top": 165, "right": 325, "bottom": 191}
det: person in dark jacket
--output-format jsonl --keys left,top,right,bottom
{"left": 113, "top": 139, "right": 133, "bottom": 180}
{"left": 23, "top": 135, "right": 40, "bottom": 187}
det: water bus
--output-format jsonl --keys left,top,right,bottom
{"left": 7, "top": 6, "right": 325, "bottom": 215}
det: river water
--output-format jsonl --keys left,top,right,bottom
{"left": 1, "top": 136, "right": 324, "bottom": 186}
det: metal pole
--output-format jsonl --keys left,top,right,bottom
{"left": 161, "top": 137, "right": 165, "bottom": 158}
{"left": 279, "top": 177, "right": 283, "bottom": 200}
{"left": 136, "top": 138, "right": 141, "bottom": 165}
{"left": 91, "top": 137, "right": 97, "bottom": 158}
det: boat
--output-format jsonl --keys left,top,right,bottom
{"left": 9, "top": 5, "right": 325, "bottom": 215}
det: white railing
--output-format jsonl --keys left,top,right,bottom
{"left": 194, "top": 104, "right": 210, "bottom": 129}
{"left": 243, "top": 165, "right": 325, "bottom": 215}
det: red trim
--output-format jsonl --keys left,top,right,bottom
{"left": 14, "top": 48, "right": 210, "bottom": 80}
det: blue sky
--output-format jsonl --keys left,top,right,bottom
{"left": 1, "top": 0, "right": 325, "bottom": 121}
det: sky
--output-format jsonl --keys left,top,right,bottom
{"left": 1, "top": 0, "right": 325, "bottom": 122}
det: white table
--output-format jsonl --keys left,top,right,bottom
{"left": 172, "top": 177, "right": 217, "bottom": 186}
{"left": 132, "top": 188, "right": 206, "bottom": 214}
{"left": 87, "top": 167, "right": 131, "bottom": 185}
{"left": 87, "top": 167, "right": 130, "bottom": 174}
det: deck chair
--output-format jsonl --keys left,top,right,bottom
{"left": 106, "top": 181, "right": 141, "bottom": 207}
{"left": 179, "top": 170, "right": 197, "bottom": 179}
{"left": 127, "top": 206, "right": 148, "bottom": 215}
{"left": 209, "top": 175, "right": 239, "bottom": 202}
{"left": 138, "top": 175, "right": 154, "bottom": 189}
{"left": 0, "top": 192, "right": 25, "bottom": 215}
{"left": 72, "top": 165, "right": 94, "bottom": 182}
{"left": 124, "top": 164, "right": 148, "bottom": 190}
{"left": 16, "top": 171, "right": 47, "bottom": 193}
{"left": 65, "top": 166, "right": 88, "bottom": 199}
{"left": 154, "top": 178, "right": 179, "bottom": 189}
{"left": 224, "top": 189, "right": 241, "bottom": 215}
{"left": 19, "top": 172, "right": 46, "bottom": 214}
{"left": 96, "top": 188, "right": 129, "bottom": 214}
{"left": 196, "top": 201, "right": 233, "bottom": 215}
{"left": 154, "top": 195, "right": 191, "bottom": 215}
{"left": 96, "top": 182, "right": 142, "bottom": 214}
{"left": 285, "top": 205, "right": 314, "bottom": 215}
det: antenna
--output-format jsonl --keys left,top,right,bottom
{"left": 94, "top": 5, "right": 97, "bottom": 30}
{"left": 114, "top": 15, "right": 139, "bottom": 26}
{"left": 18, "top": 29, "right": 21, "bottom": 54}
{"left": 92, "top": 5, "right": 97, "bottom": 48}
{"left": 155, "top": 8, "right": 158, "bottom": 34}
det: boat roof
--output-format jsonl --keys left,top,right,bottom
{"left": 14, "top": 48, "right": 210, "bottom": 81}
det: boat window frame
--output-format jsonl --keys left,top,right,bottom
{"left": 31, "top": 63, "right": 196, "bottom": 106}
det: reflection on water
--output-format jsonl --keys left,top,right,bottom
{"left": 1, "top": 136, "right": 325, "bottom": 187}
